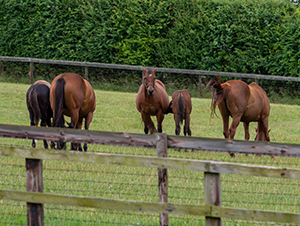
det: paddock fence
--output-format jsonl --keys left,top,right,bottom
{"left": 1, "top": 56, "right": 300, "bottom": 98}
{"left": 0, "top": 124, "right": 300, "bottom": 225}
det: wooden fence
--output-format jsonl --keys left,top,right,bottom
{"left": 2, "top": 56, "right": 300, "bottom": 97}
{"left": 0, "top": 124, "right": 300, "bottom": 225}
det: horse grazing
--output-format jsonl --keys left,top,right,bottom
{"left": 136, "top": 67, "right": 169, "bottom": 134}
{"left": 207, "top": 77, "right": 270, "bottom": 155}
{"left": 26, "top": 80, "right": 54, "bottom": 149}
{"left": 164, "top": 90, "right": 192, "bottom": 136}
{"left": 50, "top": 73, "right": 96, "bottom": 151}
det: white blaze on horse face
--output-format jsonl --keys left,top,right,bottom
{"left": 149, "top": 74, "right": 153, "bottom": 77}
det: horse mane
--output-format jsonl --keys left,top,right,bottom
{"left": 206, "top": 77, "right": 227, "bottom": 117}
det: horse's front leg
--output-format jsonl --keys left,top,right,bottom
{"left": 156, "top": 112, "right": 165, "bottom": 133}
{"left": 142, "top": 113, "right": 155, "bottom": 134}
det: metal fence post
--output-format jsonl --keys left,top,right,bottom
{"left": 156, "top": 133, "right": 168, "bottom": 226}
{"left": 26, "top": 158, "right": 44, "bottom": 226}
{"left": 205, "top": 172, "right": 221, "bottom": 226}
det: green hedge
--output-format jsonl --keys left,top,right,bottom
{"left": 1, "top": 0, "right": 300, "bottom": 77}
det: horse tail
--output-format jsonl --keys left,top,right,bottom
{"left": 206, "top": 77, "right": 225, "bottom": 117}
{"left": 53, "top": 78, "right": 65, "bottom": 127}
{"left": 178, "top": 93, "right": 185, "bottom": 124}
{"left": 28, "top": 88, "right": 41, "bottom": 126}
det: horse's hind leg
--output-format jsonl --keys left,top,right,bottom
{"left": 82, "top": 112, "right": 94, "bottom": 152}
{"left": 184, "top": 114, "right": 191, "bottom": 136}
{"left": 40, "top": 112, "right": 49, "bottom": 149}
{"left": 174, "top": 114, "right": 181, "bottom": 135}
{"left": 243, "top": 122, "right": 250, "bottom": 141}
{"left": 29, "top": 109, "right": 36, "bottom": 148}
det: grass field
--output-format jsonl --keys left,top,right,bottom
{"left": 1, "top": 81, "right": 300, "bottom": 225}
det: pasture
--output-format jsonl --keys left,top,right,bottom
{"left": 1, "top": 81, "right": 300, "bottom": 225}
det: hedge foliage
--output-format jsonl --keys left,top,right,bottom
{"left": 1, "top": 0, "right": 300, "bottom": 77}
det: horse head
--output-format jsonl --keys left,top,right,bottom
{"left": 255, "top": 127, "right": 271, "bottom": 142}
{"left": 142, "top": 67, "right": 157, "bottom": 96}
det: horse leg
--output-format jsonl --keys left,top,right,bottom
{"left": 69, "top": 109, "right": 80, "bottom": 150}
{"left": 243, "top": 122, "right": 250, "bottom": 141}
{"left": 174, "top": 114, "right": 181, "bottom": 135}
{"left": 229, "top": 114, "right": 242, "bottom": 139}
{"left": 184, "top": 114, "right": 191, "bottom": 136}
{"left": 29, "top": 110, "right": 36, "bottom": 148}
{"left": 82, "top": 112, "right": 94, "bottom": 152}
{"left": 40, "top": 113, "right": 49, "bottom": 149}
{"left": 76, "top": 118, "right": 84, "bottom": 151}
{"left": 141, "top": 112, "right": 149, "bottom": 134}
{"left": 156, "top": 112, "right": 165, "bottom": 133}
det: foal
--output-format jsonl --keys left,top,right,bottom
{"left": 164, "top": 90, "right": 192, "bottom": 136}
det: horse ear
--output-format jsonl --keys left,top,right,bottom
{"left": 153, "top": 67, "right": 157, "bottom": 73}
{"left": 268, "top": 129, "right": 271, "bottom": 133}
{"left": 142, "top": 68, "right": 147, "bottom": 73}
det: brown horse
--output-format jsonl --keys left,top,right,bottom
{"left": 164, "top": 90, "right": 192, "bottom": 136}
{"left": 136, "top": 67, "right": 169, "bottom": 134}
{"left": 207, "top": 77, "right": 270, "bottom": 155}
{"left": 50, "top": 73, "right": 96, "bottom": 151}
{"left": 26, "top": 80, "right": 54, "bottom": 149}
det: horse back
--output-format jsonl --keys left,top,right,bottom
{"left": 222, "top": 80, "right": 250, "bottom": 114}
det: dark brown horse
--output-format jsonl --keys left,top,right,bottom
{"left": 50, "top": 73, "right": 96, "bottom": 151}
{"left": 26, "top": 80, "right": 54, "bottom": 149}
{"left": 207, "top": 77, "right": 270, "bottom": 155}
{"left": 164, "top": 90, "right": 192, "bottom": 136}
{"left": 136, "top": 67, "right": 169, "bottom": 134}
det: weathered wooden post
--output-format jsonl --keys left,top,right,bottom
{"left": 30, "top": 62, "right": 34, "bottom": 84}
{"left": 26, "top": 158, "right": 44, "bottom": 226}
{"left": 156, "top": 133, "right": 168, "bottom": 226}
{"left": 204, "top": 171, "right": 221, "bottom": 226}
{"left": 85, "top": 66, "right": 88, "bottom": 81}
{"left": 199, "top": 75, "right": 203, "bottom": 98}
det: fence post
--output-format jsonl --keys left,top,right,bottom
{"left": 156, "top": 133, "right": 168, "bottom": 226}
{"left": 26, "top": 158, "right": 44, "bottom": 226}
{"left": 30, "top": 62, "right": 34, "bottom": 84}
{"left": 199, "top": 75, "right": 203, "bottom": 98}
{"left": 204, "top": 172, "right": 221, "bottom": 226}
{"left": 85, "top": 66, "right": 89, "bottom": 81}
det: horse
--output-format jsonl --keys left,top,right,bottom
{"left": 26, "top": 80, "right": 54, "bottom": 149}
{"left": 50, "top": 73, "right": 96, "bottom": 151}
{"left": 136, "top": 67, "right": 169, "bottom": 134}
{"left": 206, "top": 77, "right": 270, "bottom": 157}
{"left": 164, "top": 90, "right": 192, "bottom": 136}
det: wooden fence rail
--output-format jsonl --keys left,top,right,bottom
{"left": 0, "top": 124, "right": 300, "bottom": 225}
{"left": 2, "top": 56, "right": 300, "bottom": 98}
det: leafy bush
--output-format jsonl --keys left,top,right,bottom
{"left": 1, "top": 0, "right": 300, "bottom": 81}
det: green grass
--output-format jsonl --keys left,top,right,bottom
{"left": 0, "top": 82, "right": 300, "bottom": 225}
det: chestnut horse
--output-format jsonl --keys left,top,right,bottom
{"left": 136, "top": 67, "right": 169, "bottom": 134}
{"left": 50, "top": 73, "right": 96, "bottom": 151}
{"left": 207, "top": 77, "right": 270, "bottom": 155}
{"left": 164, "top": 90, "right": 192, "bottom": 136}
{"left": 26, "top": 80, "right": 54, "bottom": 149}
